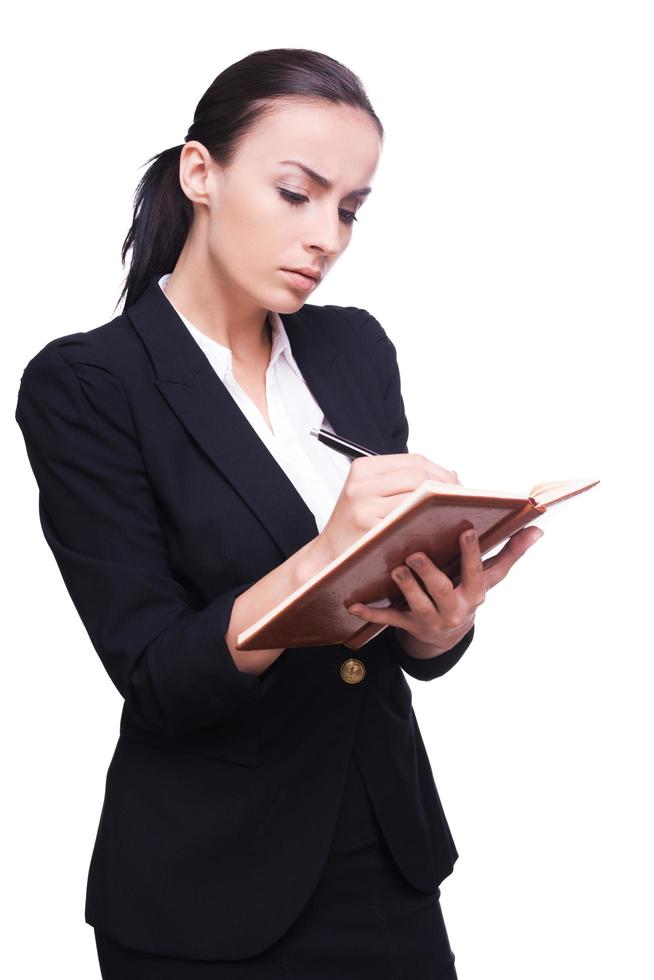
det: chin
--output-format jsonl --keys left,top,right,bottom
{"left": 270, "top": 291, "right": 312, "bottom": 315}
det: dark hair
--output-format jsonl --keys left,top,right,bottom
{"left": 116, "top": 48, "right": 384, "bottom": 312}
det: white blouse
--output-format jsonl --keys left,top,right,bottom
{"left": 158, "top": 274, "right": 351, "bottom": 533}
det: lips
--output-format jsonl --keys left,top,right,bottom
{"left": 284, "top": 267, "right": 322, "bottom": 282}
{"left": 281, "top": 269, "right": 319, "bottom": 292}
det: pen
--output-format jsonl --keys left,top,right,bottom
{"left": 309, "top": 426, "right": 379, "bottom": 460}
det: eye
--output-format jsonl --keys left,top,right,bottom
{"left": 277, "top": 189, "right": 358, "bottom": 225}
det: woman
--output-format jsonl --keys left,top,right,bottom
{"left": 15, "top": 48, "right": 543, "bottom": 979}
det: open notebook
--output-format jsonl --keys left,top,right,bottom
{"left": 235, "top": 477, "right": 600, "bottom": 652}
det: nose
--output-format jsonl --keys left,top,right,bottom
{"left": 304, "top": 204, "right": 345, "bottom": 259}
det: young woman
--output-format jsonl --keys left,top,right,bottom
{"left": 15, "top": 48, "right": 543, "bottom": 979}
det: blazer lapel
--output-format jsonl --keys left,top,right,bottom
{"left": 125, "top": 275, "right": 389, "bottom": 560}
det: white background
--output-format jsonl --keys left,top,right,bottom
{"left": 3, "top": 1, "right": 652, "bottom": 976}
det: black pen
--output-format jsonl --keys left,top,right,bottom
{"left": 309, "top": 426, "right": 379, "bottom": 460}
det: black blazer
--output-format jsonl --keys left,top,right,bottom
{"left": 15, "top": 274, "right": 475, "bottom": 961}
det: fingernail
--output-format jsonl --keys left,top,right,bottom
{"left": 465, "top": 530, "right": 476, "bottom": 544}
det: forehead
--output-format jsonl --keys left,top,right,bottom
{"left": 239, "top": 99, "right": 381, "bottom": 186}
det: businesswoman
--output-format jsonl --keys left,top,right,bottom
{"left": 15, "top": 48, "right": 543, "bottom": 979}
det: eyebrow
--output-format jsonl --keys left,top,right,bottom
{"left": 277, "top": 159, "right": 372, "bottom": 198}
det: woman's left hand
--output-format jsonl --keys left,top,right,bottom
{"left": 346, "top": 524, "right": 545, "bottom": 655}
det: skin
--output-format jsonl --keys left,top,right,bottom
{"left": 348, "top": 522, "right": 544, "bottom": 660}
{"left": 165, "top": 97, "right": 544, "bottom": 662}
{"left": 163, "top": 98, "right": 380, "bottom": 418}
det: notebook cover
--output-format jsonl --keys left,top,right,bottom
{"left": 236, "top": 478, "right": 599, "bottom": 651}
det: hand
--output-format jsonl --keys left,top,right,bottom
{"left": 319, "top": 453, "right": 461, "bottom": 564}
{"left": 346, "top": 524, "right": 545, "bottom": 655}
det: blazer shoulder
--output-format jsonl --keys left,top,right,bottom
{"left": 308, "top": 301, "right": 392, "bottom": 351}
{"left": 316, "top": 303, "right": 399, "bottom": 384}
{"left": 15, "top": 316, "right": 142, "bottom": 429}
{"left": 19, "top": 314, "right": 138, "bottom": 380}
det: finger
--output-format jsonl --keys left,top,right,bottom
{"left": 483, "top": 526, "right": 545, "bottom": 590}
{"left": 402, "top": 554, "right": 460, "bottom": 623}
{"left": 346, "top": 598, "right": 412, "bottom": 631}
{"left": 355, "top": 453, "right": 460, "bottom": 487}
{"left": 404, "top": 453, "right": 460, "bottom": 485}
{"left": 389, "top": 562, "right": 444, "bottom": 620}
{"left": 356, "top": 466, "right": 457, "bottom": 502}
{"left": 457, "top": 527, "right": 486, "bottom": 606}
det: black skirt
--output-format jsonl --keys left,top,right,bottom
{"left": 94, "top": 753, "right": 458, "bottom": 979}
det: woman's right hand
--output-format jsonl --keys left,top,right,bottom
{"left": 317, "top": 453, "right": 461, "bottom": 565}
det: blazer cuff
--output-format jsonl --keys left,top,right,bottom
{"left": 386, "top": 623, "right": 475, "bottom": 681}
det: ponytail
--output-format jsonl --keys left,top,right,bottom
{"left": 115, "top": 144, "right": 192, "bottom": 312}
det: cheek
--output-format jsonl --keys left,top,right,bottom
{"left": 212, "top": 191, "right": 285, "bottom": 265}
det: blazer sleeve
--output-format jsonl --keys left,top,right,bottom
{"left": 15, "top": 342, "right": 262, "bottom": 734}
{"left": 348, "top": 306, "right": 475, "bottom": 681}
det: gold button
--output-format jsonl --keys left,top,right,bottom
{"left": 340, "top": 658, "right": 366, "bottom": 684}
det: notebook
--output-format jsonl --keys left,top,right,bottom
{"left": 235, "top": 477, "right": 600, "bottom": 651}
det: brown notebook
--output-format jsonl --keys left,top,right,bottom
{"left": 235, "top": 477, "right": 600, "bottom": 652}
